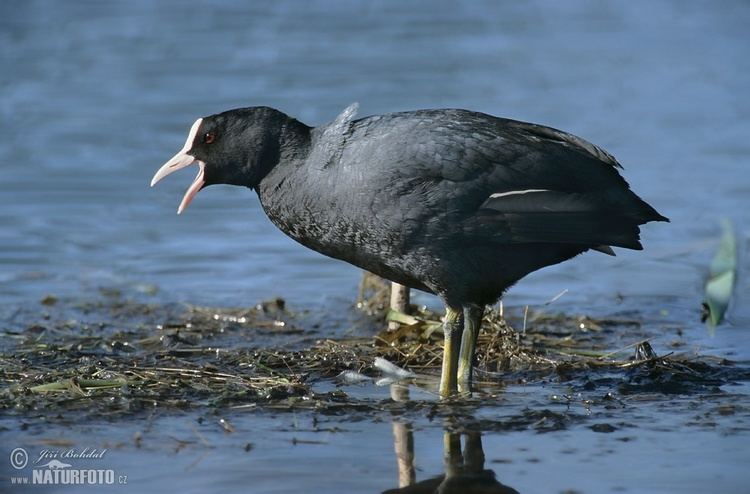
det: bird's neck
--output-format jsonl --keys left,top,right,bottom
{"left": 254, "top": 121, "right": 336, "bottom": 248}
{"left": 254, "top": 118, "right": 315, "bottom": 212}
{"left": 277, "top": 117, "right": 313, "bottom": 167}
{"left": 234, "top": 116, "right": 312, "bottom": 189}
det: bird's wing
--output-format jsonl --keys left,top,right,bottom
{"left": 463, "top": 122, "right": 665, "bottom": 249}
{"left": 350, "top": 110, "right": 665, "bottom": 250}
{"left": 510, "top": 120, "right": 622, "bottom": 169}
{"left": 475, "top": 189, "right": 645, "bottom": 249}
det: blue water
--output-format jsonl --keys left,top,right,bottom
{"left": 1, "top": 1, "right": 749, "bottom": 492}
{"left": 2, "top": 0, "right": 748, "bottom": 313}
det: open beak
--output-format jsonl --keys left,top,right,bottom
{"left": 150, "top": 118, "right": 206, "bottom": 214}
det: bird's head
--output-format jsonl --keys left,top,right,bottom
{"left": 151, "top": 107, "right": 293, "bottom": 213}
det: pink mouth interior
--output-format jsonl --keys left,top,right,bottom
{"left": 178, "top": 161, "right": 206, "bottom": 214}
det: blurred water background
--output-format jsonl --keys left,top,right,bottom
{"left": 1, "top": 0, "right": 747, "bottom": 316}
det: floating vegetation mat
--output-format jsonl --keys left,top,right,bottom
{"left": 1, "top": 280, "right": 748, "bottom": 423}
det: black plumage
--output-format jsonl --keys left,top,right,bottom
{"left": 152, "top": 103, "right": 668, "bottom": 396}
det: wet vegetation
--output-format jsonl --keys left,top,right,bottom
{"left": 2, "top": 274, "right": 748, "bottom": 436}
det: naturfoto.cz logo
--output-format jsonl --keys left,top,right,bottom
{"left": 8, "top": 447, "right": 127, "bottom": 486}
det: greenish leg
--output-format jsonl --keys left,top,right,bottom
{"left": 439, "top": 306, "right": 464, "bottom": 398}
{"left": 457, "top": 304, "right": 485, "bottom": 393}
{"left": 443, "top": 427, "right": 463, "bottom": 479}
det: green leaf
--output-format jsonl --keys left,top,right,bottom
{"left": 704, "top": 219, "right": 737, "bottom": 327}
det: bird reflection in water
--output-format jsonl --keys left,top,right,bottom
{"left": 383, "top": 385, "right": 519, "bottom": 494}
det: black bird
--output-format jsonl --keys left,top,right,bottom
{"left": 151, "top": 104, "right": 667, "bottom": 397}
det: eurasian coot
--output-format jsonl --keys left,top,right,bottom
{"left": 151, "top": 103, "right": 667, "bottom": 397}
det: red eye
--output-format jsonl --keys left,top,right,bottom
{"left": 203, "top": 132, "right": 216, "bottom": 144}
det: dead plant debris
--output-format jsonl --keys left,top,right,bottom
{"left": 1, "top": 280, "right": 747, "bottom": 422}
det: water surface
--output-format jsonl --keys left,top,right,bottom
{"left": 1, "top": 1, "right": 749, "bottom": 492}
